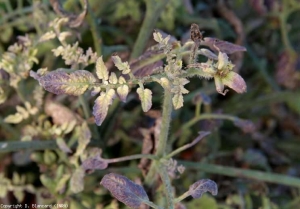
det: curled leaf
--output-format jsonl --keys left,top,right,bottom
{"left": 189, "top": 179, "right": 218, "bottom": 199}
{"left": 93, "top": 89, "right": 116, "bottom": 126}
{"left": 45, "top": 100, "right": 80, "bottom": 125}
{"left": 34, "top": 70, "right": 96, "bottom": 96}
{"left": 112, "top": 56, "right": 131, "bottom": 74}
{"left": 50, "top": 0, "right": 88, "bottom": 28}
{"left": 201, "top": 37, "right": 246, "bottom": 54}
{"left": 136, "top": 88, "right": 152, "bottom": 112}
{"left": 100, "top": 173, "right": 149, "bottom": 209}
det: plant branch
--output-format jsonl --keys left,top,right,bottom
{"left": 155, "top": 87, "right": 173, "bottom": 158}
{"left": 158, "top": 164, "right": 174, "bottom": 209}
{"left": 174, "top": 191, "right": 190, "bottom": 203}
{"left": 105, "top": 154, "right": 158, "bottom": 163}
{"left": 130, "top": 0, "right": 170, "bottom": 59}
{"left": 180, "top": 161, "right": 300, "bottom": 188}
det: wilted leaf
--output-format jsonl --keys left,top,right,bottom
{"left": 50, "top": 0, "right": 88, "bottom": 28}
{"left": 117, "top": 85, "right": 129, "bottom": 102}
{"left": 70, "top": 167, "right": 85, "bottom": 193}
{"left": 36, "top": 70, "right": 96, "bottom": 96}
{"left": 189, "top": 179, "right": 218, "bottom": 199}
{"left": 136, "top": 88, "right": 152, "bottom": 112}
{"left": 93, "top": 89, "right": 116, "bottom": 126}
{"left": 172, "top": 93, "right": 184, "bottom": 109}
{"left": 201, "top": 37, "right": 246, "bottom": 54}
{"left": 112, "top": 56, "right": 131, "bottom": 74}
{"left": 100, "top": 173, "right": 149, "bottom": 209}
{"left": 45, "top": 100, "right": 80, "bottom": 125}
{"left": 75, "top": 122, "right": 91, "bottom": 156}
{"left": 96, "top": 56, "right": 108, "bottom": 80}
{"left": 82, "top": 156, "right": 108, "bottom": 170}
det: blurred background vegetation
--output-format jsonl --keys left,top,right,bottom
{"left": 0, "top": 0, "right": 300, "bottom": 208}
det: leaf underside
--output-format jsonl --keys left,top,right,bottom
{"left": 100, "top": 173, "right": 149, "bottom": 209}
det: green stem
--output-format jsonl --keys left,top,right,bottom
{"left": 79, "top": 95, "right": 90, "bottom": 119}
{"left": 143, "top": 199, "right": 162, "bottom": 209}
{"left": 174, "top": 191, "right": 190, "bottom": 203}
{"left": 158, "top": 164, "right": 174, "bottom": 209}
{"left": 105, "top": 154, "right": 158, "bottom": 163}
{"left": 130, "top": 0, "right": 170, "bottom": 59}
{"left": 155, "top": 88, "right": 173, "bottom": 158}
{"left": 181, "top": 161, "right": 300, "bottom": 188}
{"left": 279, "top": 13, "right": 295, "bottom": 55}
{"left": 83, "top": 0, "right": 102, "bottom": 55}
{"left": 170, "top": 113, "right": 238, "bottom": 142}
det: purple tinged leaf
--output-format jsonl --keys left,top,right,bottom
{"left": 93, "top": 89, "right": 116, "bottom": 126}
{"left": 189, "top": 179, "right": 218, "bottom": 199}
{"left": 37, "top": 70, "right": 96, "bottom": 96}
{"left": 222, "top": 71, "right": 247, "bottom": 94}
{"left": 201, "top": 37, "right": 246, "bottom": 54}
{"left": 100, "top": 173, "right": 149, "bottom": 209}
{"left": 81, "top": 156, "right": 108, "bottom": 170}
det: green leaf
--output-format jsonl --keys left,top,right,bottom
{"left": 56, "top": 174, "right": 71, "bottom": 193}
{"left": 70, "top": 167, "right": 85, "bottom": 193}
{"left": 93, "top": 89, "right": 116, "bottom": 126}
{"left": 172, "top": 93, "right": 183, "bottom": 109}
{"left": 35, "top": 70, "right": 96, "bottom": 96}
{"left": 187, "top": 194, "right": 218, "bottom": 209}
{"left": 111, "top": 56, "right": 131, "bottom": 74}
{"left": 96, "top": 56, "right": 108, "bottom": 80}
{"left": 40, "top": 174, "right": 56, "bottom": 193}
{"left": 136, "top": 87, "right": 152, "bottom": 112}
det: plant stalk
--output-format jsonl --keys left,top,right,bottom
{"left": 130, "top": 0, "right": 169, "bottom": 59}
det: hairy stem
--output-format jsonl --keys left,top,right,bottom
{"left": 130, "top": 0, "right": 170, "bottom": 59}
{"left": 156, "top": 87, "right": 173, "bottom": 158}
{"left": 158, "top": 164, "right": 174, "bottom": 209}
